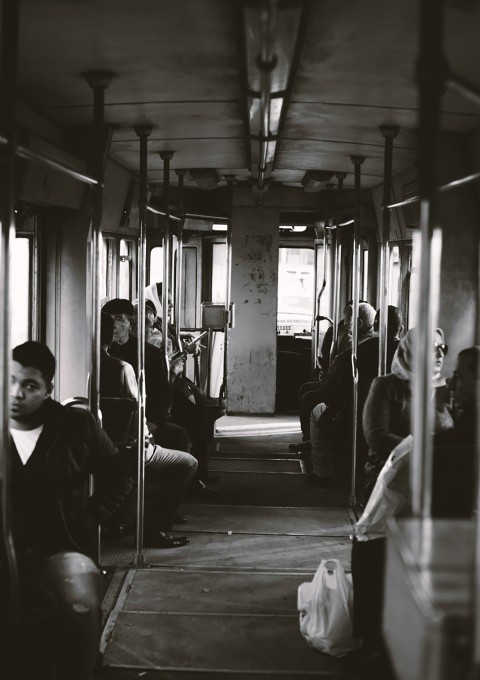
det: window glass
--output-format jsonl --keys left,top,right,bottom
{"left": 11, "top": 237, "right": 31, "bottom": 346}
{"left": 389, "top": 245, "right": 400, "bottom": 306}
{"left": 100, "top": 237, "right": 115, "bottom": 302}
{"left": 149, "top": 246, "right": 163, "bottom": 285}
{"left": 212, "top": 242, "right": 227, "bottom": 303}
{"left": 119, "top": 239, "right": 132, "bottom": 299}
{"left": 277, "top": 247, "right": 314, "bottom": 335}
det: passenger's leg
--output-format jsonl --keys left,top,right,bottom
{"left": 309, "top": 403, "right": 334, "bottom": 480}
{"left": 23, "top": 552, "right": 103, "bottom": 680}
{"left": 351, "top": 537, "right": 386, "bottom": 653}
{"left": 144, "top": 446, "right": 198, "bottom": 535}
{"left": 299, "top": 388, "right": 324, "bottom": 442}
{"left": 153, "top": 421, "right": 191, "bottom": 452}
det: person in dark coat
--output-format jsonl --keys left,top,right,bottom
{"left": 101, "top": 298, "right": 190, "bottom": 452}
{"left": 8, "top": 341, "right": 134, "bottom": 680}
{"left": 432, "top": 346, "right": 479, "bottom": 517}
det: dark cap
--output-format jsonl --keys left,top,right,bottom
{"left": 101, "top": 298, "right": 134, "bottom": 316}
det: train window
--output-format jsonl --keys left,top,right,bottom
{"left": 278, "top": 247, "right": 314, "bottom": 335}
{"left": 389, "top": 245, "right": 401, "bottom": 307}
{"left": 211, "top": 242, "right": 228, "bottom": 303}
{"left": 119, "top": 238, "right": 134, "bottom": 299}
{"left": 101, "top": 236, "right": 116, "bottom": 301}
{"left": 362, "top": 249, "right": 369, "bottom": 301}
{"left": 11, "top": 236, "right": 32, "bottom": 346}
{"left": 149, "top": 246, "right": 163, "bottom": 285}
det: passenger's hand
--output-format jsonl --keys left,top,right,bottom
{"left": 170, "top": 356, "right": 185, "bottom": 378}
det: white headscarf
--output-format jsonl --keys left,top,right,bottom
{"left": 144, "top": 282, "right": 162, "bottom": 319}
{"left": 390, "top": 327, "right": 446, "bottom": 387}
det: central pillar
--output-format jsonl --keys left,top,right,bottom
{"left": 228, "top": 196, "right": 279, "bottom": 414}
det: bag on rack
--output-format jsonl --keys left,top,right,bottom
{"left": 297, "top": 559, "right": 360, "bottom": 657}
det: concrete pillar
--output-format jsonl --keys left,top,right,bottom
{"left": 228, "top": 198, "right": 279, "bottom": 414}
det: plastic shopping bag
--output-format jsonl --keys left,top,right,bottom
{"left": 355, "top": 435, "right": 413, "bottom": 541}
{"left": 297, "top": 559, "right": 360, "bottom": 657}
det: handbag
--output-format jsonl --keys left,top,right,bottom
{"left": 355, "top": 435, "right": 412, "bottom": 541}
{"left": 298, "top": 559, "right": 360, "bottom": 657}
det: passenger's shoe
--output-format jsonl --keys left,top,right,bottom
{"left": 173, "top": 512, "right": 188, "bottom": 524}
{"left": 305, "top": 473, "right": 334, "bottom": 487}
{"left": 207, "top": 473, "right": 220, "bottom": 482}
{"left": 144, "top": 532, "right": 189, "bottom": 549}
{"left": 189, "top": 479, "right": 219, "bottom": 498}
{"left": 290, "top": 440, "right": 311, "bottom": 453}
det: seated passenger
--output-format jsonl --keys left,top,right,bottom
{"left": 100, "top": 311, "right": 137, "bottom": 399}
{"left": 133, "top": 299, "right": 221, "bottom": 497}
{"left": 432, "top": 346, "right": 479, "bottom": 517}
{"left": 8, "top": 341, "right": 134, "bottom": 680}
{"left": 290, "top": 302, "right": 374, "bottom": 453}
{"left": 351, "top": 344, "right": 477, "bottom": 655}
{"left": 101, "top": 298, "right": 190, "bottom": 452}
{"left": 100, "top": 308, "right": 198, "bottom": 546}
{"left": 362, "top": 327, "right": 453, "bottom": 497}
{"left": 317, "top": 305, "right": 403, "bottom": 491}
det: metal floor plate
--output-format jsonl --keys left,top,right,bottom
{"left": 210, "top": 458, "right": 302, "bottom": 473}
{"left": 179, "top": 504, "right": 354, "bottom": 536}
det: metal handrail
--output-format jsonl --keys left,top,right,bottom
{"left": 134, "top": 125, "right": 152, "bottom": 567}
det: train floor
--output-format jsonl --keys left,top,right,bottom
{"left": 98, "top": 415, "right": 395, "bottom": 680}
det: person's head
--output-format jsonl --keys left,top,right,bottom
{"left": 11, "top": 341, "right": 55, "bottom": 423}
{"left": 101, "top": 312, "right": 114, "bottom": 349}
{"left": 433, "top": 328, "right": 448, "bottom": 378}
{"left": 391, "top": 327, "right": 447, "bottom": 385}
{"left": 101, "top": 298, "right": 134, "bottom": 345}
{"left": 373, "top": 305, "right": 403, "bottom": 339}
{"left": 343, "top": 300, "right": 371, "bottom": 330}
{"left": 452, "top": 347, "right": 480, "bottom": 409}
{"left": 132, "top": 301, "right": 157, "bottom": 338}
{"left": 357, "top": 302, "right": 376, "bottom": 338}
{"left": 155, "top": 283, "right": 173, "bottom": 320}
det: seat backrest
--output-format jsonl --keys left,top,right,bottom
{"left": 100, "top": 397, "right": 137, "bottom": 447}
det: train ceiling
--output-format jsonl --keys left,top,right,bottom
{"left": 15, "top": 0, "right": 480, "bottom": 194}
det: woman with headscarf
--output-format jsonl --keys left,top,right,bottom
{"left": 362, "top": 327, "right": 452, "bottom": 488}
{"left": 352, "top": 327, "right": 453, "bottom": 657}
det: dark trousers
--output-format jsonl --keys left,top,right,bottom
{"left": 351, "top": 537, "right": 386, "bottom": 650}
{"left": 13, "top": 552, "right": 103, "bottom": 680}
{"left": 298, "top": 381, "right": 324, "bottom": 441}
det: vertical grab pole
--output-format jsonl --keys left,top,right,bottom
{"left": 378, "top": 126, "right": 399, "bottom": 376}
{"left": 0, "top": 0, "right": 20, "bottom": 620}
{"left": 175, "top": 169, "right": 186, "bottom": 349}
{"left": 160, "top": 152, "right": 173, "bottom": 374}
{"left": 412, "top": 0, "right": 445, "bottom": 525}
{"left": 350, "top": 156, "right": 365, "bottom": 506}
{"left": 331, "top": 172, "right": 346, "bottom": 358}
{"left": 134, "top": 125, "right": 152, "bottom": 568}
{"left": 85, "top": 72, "right": 112, "bottom": 421}
{"left": 221, "top": 175, "right": 236, "bottom": 405}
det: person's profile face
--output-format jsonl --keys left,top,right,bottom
{"left": 111, "top": 313, "right": 131, "bottom": 344}
{"left": 10, "top": 362, "right": 51, "bottom": 421}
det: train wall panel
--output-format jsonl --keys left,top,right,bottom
{"left": 436, "top": 133, "right": 478, "bottom": 376}
{"left": 228, "top": 200, "right": 279, "bottom": 414}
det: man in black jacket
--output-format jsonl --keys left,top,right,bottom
{"left": 9, "top": 341, "right": 134, "bottom": 680}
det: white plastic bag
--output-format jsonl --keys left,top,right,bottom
{"left": 297, "top": 559, "right": 360, "bottom": 657}
{"left": 355, "top": 435, "right": 413, "bottom": 541}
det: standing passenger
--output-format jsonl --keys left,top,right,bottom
{"left": 9, "top": 341, "right": 134, "bottom": 680}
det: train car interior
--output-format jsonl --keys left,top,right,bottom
{"left": 1, "top": 1, "right": 480, "bottom": 679}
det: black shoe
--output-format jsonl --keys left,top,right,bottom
{"left": 288, "top": 442, "right": 302, "bottom": 451}
{"left": 173, "top": 512, "right": 188, "bottom": 524}
{"left": 207, "top": 473, "right": 220, "bottom": 482}
{"left": 144, "top": 532, "right": 189, "bottom": 549}
{"left": 189, "top": 479, "right": 219, "bottom": 498}
{"left": 305, "top": 473, "right": 334, "bottom": 487}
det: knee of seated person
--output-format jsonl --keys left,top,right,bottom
{"left": 34, "top": 552, "right": 102, "bottom": 619}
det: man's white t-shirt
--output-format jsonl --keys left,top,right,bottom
{"left": 10, "top": 425, "right": 44, "bottom": 465}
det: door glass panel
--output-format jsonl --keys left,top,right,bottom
{"left": 278, "top": 247, "right": 314, "bottom": 335}
{"left": 11, "top": 237, "right": 31, "bottom": 346}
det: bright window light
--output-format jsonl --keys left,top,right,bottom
{"left": 279, "top": 225, "right": 307, "bottom": 232}
{"left": 212, "top": 223, "right": 228, "bottom": 232}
